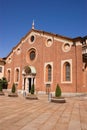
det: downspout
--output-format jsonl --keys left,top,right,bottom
{"left": 74, "top": 42, "right": 77, "bottom": 93}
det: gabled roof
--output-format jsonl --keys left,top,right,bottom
{"left": 5, "top": 28, "right": 86, "bottom": 59}
{"left": 31, "top": 29, "right": 73, "bottom": 41}
{"left": 5, "top": 29, "right": 71, "bottom": 59}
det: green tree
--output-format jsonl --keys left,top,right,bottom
{"left": 31, "top": 84, "right": 35, "bottom": 94}
{"left": 55, "top": 84, "right": 61, "bottom": 97}
{"left": 11, "top": 83, "right": 16, "bottom": 93}
{"left": 1, "top": 77, "right": 8, "bottom": 89}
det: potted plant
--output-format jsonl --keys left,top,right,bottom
{"left": 26, "top": 84, "right": 38, "bottom": 100}
{"left": 0, "top": 80, "right": 5, "bottom": 95}
{"left": 8, "top": 83, "right": 18, "bottom": 97}
{"left": 55, "top": 84, "right": 61, "bottom": 97}
{"left": 51, "top": 84, "right": 66, "bottom": 103}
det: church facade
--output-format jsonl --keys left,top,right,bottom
{"left": 1, "top": 27, "right": 87, "bottom": 94}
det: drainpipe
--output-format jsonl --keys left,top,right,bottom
{"left": 74, "top": 42, "right": 77, "bottom": 93}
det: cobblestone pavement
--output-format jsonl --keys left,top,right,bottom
{"left": 0, "top": 93, "right": 87, "bottom": 130}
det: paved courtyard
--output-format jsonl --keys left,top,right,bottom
{"left": 0, "top": 92, "right": 87, "bottom": 130}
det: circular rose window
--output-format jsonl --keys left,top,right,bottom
{"left": 26, "top": 48, "right": 37, "bottom": 63}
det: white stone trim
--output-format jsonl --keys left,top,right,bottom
{"left": 54, "top": 37, "right": 73, "bottom": 44}
{"left": 45, "top": 38, "right": 53, "bottom": 47}
{"left": 62, "top": 42, "right": 72, "bottom": 52}
{"left": 26, "top": 47, "right": 38, "bottom": 64}
{"left": 21, "top": 30, "right": 73, "bottom": 45}
{"left": 16, "top": 47, "right": 21, "bottom": 55}
{"left": 28, "top": 32, "right": 36, "bottom": 44}
{"left": 44, "top": 62, "right": 53, "bottom": 84}
{"left": 7, "top": 68, "right": 11, "bottom": 83}
{"left": 76, "top": 41, "right": 82, "bottom": 46}
{"left": 14, "top": 67, "right": 20, "bottom": 83}
{"left": 61, "top": 59, "right": 72, "bottom": 83}
{"left": 6, "top": 30, "right": 74, "bottom": 58}
{"left": 39, "top": 33, "right": 73, "bottom": 44}
{"left": 22, "top": 32, "right": 39, "bottom": 44}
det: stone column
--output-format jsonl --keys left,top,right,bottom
{"left": 31, "top": 78, "right": 33, "bottom": 86}
{"left": 25, "top": 78, "right": 29, "bottom": 93}
{"left": 22, "top": 75, "right": 25, "bottom": 93}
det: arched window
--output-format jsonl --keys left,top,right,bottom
{"left": 30, "top": 51, "right": 36, "bottom": 61}
{"left": 46, "top": 64, "right": 52, "bottom": 82}
{"left": 15, "top": 69, "right": 19, "bottom": 82}
{"left": 63, "top": 62, "right": 70, "bottom": 81}
{"left": 7, "top": 70, "right": 10, "bottom": 82}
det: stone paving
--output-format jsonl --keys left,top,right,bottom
{"left": 0, "top": 92, "right": 87, "bottom": 130}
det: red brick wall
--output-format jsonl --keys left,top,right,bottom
{"left": 4, "top": 31, "right": 86, "bottom": 93}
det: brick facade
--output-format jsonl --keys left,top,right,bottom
{"left": 1, "top": 29, "right": 87, "bottom": 93}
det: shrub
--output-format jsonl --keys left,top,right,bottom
{"left": 0, "top": 82, "right": 2, "bottom": 92}
{"left": 55, "top": 84, "right": 61, "bottom": 97}
{"left": 0, "top": 77, "right": 8, "bottom": 89}
{"left": 11, "top": 83, "right": 16, "bottom": 93}
{"left": 31, "top": 84, "right": 35, "bottom": 94}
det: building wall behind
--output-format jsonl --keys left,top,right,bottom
{"left": 0, "top": 65, "right": 4, "bottom": 79}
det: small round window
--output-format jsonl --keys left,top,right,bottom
{"left": 30, "top": 51, "right": 35, "bottom": 60}
{"left": 46, "top": 38, "right": 53, "bottom": 47}
{"left": 64, "top": 43, "right": 70, "bottom": 50}
{"left": 30, "top": 35, "right": 34, "bottom": 42}
{"left": 7, "top": 57, "right": 12, "bottom": 64}
{"left": 16, "top": 48, "right": 21, "bottom": 55}
{"left": 62, "top": 43, "right": 71, "bottom": 52}
{"left": 28, "top": 33, "right": 36, "bottom": 44}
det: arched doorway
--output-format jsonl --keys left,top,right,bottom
{"left": 22, "top": 66, "right": 36, "bottom": 93}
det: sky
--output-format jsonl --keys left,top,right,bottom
{"left": 0, "top": 0, "right": 87, "bottom": 58}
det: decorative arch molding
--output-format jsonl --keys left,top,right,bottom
{"left": 22, "top": 66, "right": 36, "bottom": 93}
{"left": 44, "top": 62, "right": 53, "bottom": 84}
{"left": 7, "top": 68, "right": 11, "bottom": 83}
{"left": 61, "top": 59, "right": 72, "bottom": 83}
{"left": 26, "top": 47, "right": 38, "bottom": 64}
{"left": 14, "top": 67, "right": 20, "bottom": 83}
{"left": 22, "top": 66, "right": 36, "bottom": 76}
